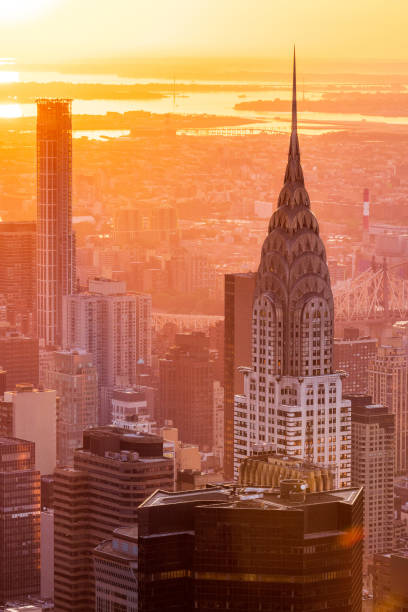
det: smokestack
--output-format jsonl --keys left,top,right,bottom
{"left": 363, "top": 188, "right": 370, "bottom": 239}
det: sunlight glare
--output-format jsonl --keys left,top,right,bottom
{"left": 0, "top": 104, "right": 23, "bottom": 118}
{"left": 0, "top": 0, "right": 57, "bottom": 22}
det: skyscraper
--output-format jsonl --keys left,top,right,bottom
{"left": 333, "top": 328, "right": 377, "bottom": 394}
{"left": 224, "top": 272, "right": 256, "bottom": 478}
{"left": 37, "top": 99, "right": 75, "bottom": 347}
{"left": 0, "top": 328, "right": 39, "bottom": 391}
{"left": 348, "top": 394, "right": 394, "bottom": 571}
{"left": 63, "top": 278, "right": 152, "bottom": 424}
{"left": 0, "top": 221, "right": 36, "bottom": 333}
{"left": 369, "top": 340, "right": 408, "bottom": 474}
{"left": 45, "top": 349, "right": 98, "bottom": 466}
{"left": 0, "top": 437, "right": 40, "bottom": 605}
{"left": 54, "top": 426, "right": 173, "bottom": 611}
{"left": 138, "top": 482, "right": 364, "bottom": 612}
{"left": 159, "top": 332, "right": 214, "bottom": 449}
{"left": 233, "top": 54, "right": 351, "bottom": 487}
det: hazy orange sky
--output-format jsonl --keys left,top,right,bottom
{"left": 1, "top": 0, "right": 407, "bottom": 65}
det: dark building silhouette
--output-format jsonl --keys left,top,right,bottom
{"left": 0, "top": 221, "right": 36, "bottom": 333}
{"left": 54, "top": 427, "right": 173, "bottom": 611}
{"left": 0, "top": 329, "right": 39, "bottom": 390}
{"left": 0, "top": 437, "right": 40, "bottom": 604}
{"left": 138, "top": 482, "right": 364, "bottom": 612}
{"left": 224, "top": 272, "right": 256, "bottom": 478}
{"left": 159, "top": 332, "right": 214, "bottom": 449}
{"left": 37, "top": 99, "right": 75, "bottom": 347}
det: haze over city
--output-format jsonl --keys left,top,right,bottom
{"left": 0, "top": 1, "right": 408, "bottom": 611}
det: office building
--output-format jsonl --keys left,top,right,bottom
{"left": 349, "top": 394, "right": 394, "bottom": 570}
{"left": 233, "top": 55, "right": 351, "bottom": 487}
{"left": 0, "top": 384, "right": 57, "bottom": 475}
{"left": 94, "top": 526, "right": 138, "bottom": 612}
{"left": 369, "top": 340, "right": 408, "bottom": 473}
{"left": 0, "top": 221, "right": 36, "bottom": 333}
{"left": 159, "top": 332, "right": 214, "bottom": 449}
{"left": 41, "top": 508, "right": 54, "bottom": 600}
{"left": 0, "top": 438, "right": 40, "bottom": 605}
{"left": 37, "top": 99, "right": 75, "bottom": 347}
{"left": 138, "top": 481, "right": 364, "bottom": 612}
{"left": 333, "top": 328, "right": 377, "bottom": 394}
{"left": 63, "top": 278, "right": 152, "bottom": 424}
{"left": 45, "top": 349, "right": 98, "bottom": 466}
{"left": 224, "top": 273, "right": 257, "bottom": 473}
{"left": 54, "top": 426, "right": 173, "bottom": 611}
{"left": 373, "top": 549, "right": 408, "bottom": 611}
{"left": 0, "top": 328, "right": 39, "bottom": 390}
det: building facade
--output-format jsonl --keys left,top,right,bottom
{"left": 224, "top": 272, "right": 256, "bottom": 478}
{"left": 138, "top": 482, "right": 364, "bottom": 612}
{"left": 233, "top": 56, "right": 351, "bottom": 488}
{"left": 63, "top": 278, "right": 152, "bottom": 424}
{"left": 0, "top": 329, "right": 39, "bottom": 391}
{"left": 45, "top": 349, "right": 98, "bottom": 466}
{"left": 0, "top": 221, "right": 36, "bottom": 333}
{"left": 0, "top": 438, "right": 40, "bottom": 605}
{"left": 369, "top": 341, "right": 408, "bottom": 473}
{"left": 94, "top": 526, "right": 138, "bottom": 612}
{"left": 37, "top": 99, "right": 75, "bottom": 347}
{"left": 348, "top": 394, "right": 394, "bottom": 570}
{"left": 0, "top": 384, "right": 57, "bottom": 475}
{"left": 54, "top": 427, "right": 173, "bottom": 611}
{"left": 333, "top": 328, "right": 377, "bottom": 394}
{"left": 159, "top": 332, "right": 214, "bottom": 449}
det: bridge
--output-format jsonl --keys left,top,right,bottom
{"left": 177, "top": 126, "right": 287, "bottom": 137}
{"left": 333, "top": 259, "right": 408, "bottom": 324}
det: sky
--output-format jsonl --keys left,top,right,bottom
{"left": 0, "top": 0, "right": 407, "bottom": 65}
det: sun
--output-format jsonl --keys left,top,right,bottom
{"left": 0, "top": 0, "right": 57, "bottom": 22}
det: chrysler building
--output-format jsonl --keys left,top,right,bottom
{"left": 234, "top": 52, "right": 351, "bottom": 487}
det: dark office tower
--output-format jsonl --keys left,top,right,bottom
{"left": 159, "top": 332, "right": 214, "bottom": 449}
{"left": 138, "top": 482, "right": 364, "bottom": 612}
{"left": 37, "top": 99, "right": 75, "bottom": 348}
{"left": 348, "top": 394, "right": 394, "bottom": 572}
{"left": 54, "top": 427, "right": 173, "bottom": 611}
{"left": 0, "top": 221, "right": 36, "bottom": 333}
{"left": 0, "top": 328, "right": 39, "bottom": 390}
{"left": 333, "top": 328, "right": 377, "bottom": 394}
{"left": 224, "top": 272, "right": 256, "bottom": 478}
{"left": 0, "top": 437, "right": 40, "bottom": 605}
{"left": 373, "top": 550, "right": 408, "bottom": 610}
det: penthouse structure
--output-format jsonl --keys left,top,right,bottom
{"left": 37, "top": 99, "right": 75, "bottom": 347}
{"left": 233, "top": 53, "right": 351, "bottom": 487}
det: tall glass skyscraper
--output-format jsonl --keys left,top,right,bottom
{"left": 37, "top": 99, "right": 75, "bottom": 347}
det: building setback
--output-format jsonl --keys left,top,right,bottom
{"left": 54, "top": 427, "right": 173, "bottom": 611}
{"left": 0, "top": 438, "right": 40, "bottom": 605}
{"left": 37, "top": 99, "right": 75, "bottom": 347}
{"left": 138, "top": 482, "right": 364, "bottom": 612}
